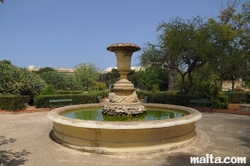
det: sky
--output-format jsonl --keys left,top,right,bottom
{"left": 0, "top": 0, "right": 246, "bottom": 70}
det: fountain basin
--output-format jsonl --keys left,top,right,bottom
{"left": 47, "top": 103, "right": 202, "bottom": 154}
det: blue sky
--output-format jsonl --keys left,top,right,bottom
{"left": 0, "top": 0, "right": 246, "bottom": 70}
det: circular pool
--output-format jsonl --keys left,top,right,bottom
{"left": 47, "top": 103, "right": 202, "bottom": 154}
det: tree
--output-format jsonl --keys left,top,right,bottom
{"left": 35, "top": 67, "right": 56, "bottom": 74}
{"left": 40, "top": 84, "right": 58, "bottom": 95}
{"left": 100, "top": 68, "right": 120, "bottom": 89}
{"left": 19, "top": 68, "right": 47, "bottom": 98}
{"left": 64, "top": 74, "right": 83, "bottom": 90}
{"left": 138, "top": 43, "right": 171, "bottom": 90}
{"left": 139, "top": 17, "right": 217, "bottom": 94}
{"left": 0, "top": 60, "right": 46, "bottom": 97}
{"left": 93, "top": 82, "right": 106, "bottom": 90}
{"left": 150, "top": 17, "right": 213, "bottom": 94}
{"left": 100, "top": 68, "right": 143, "bottom": 89}
{"left": 0, "top": 60, "right": 22, "bottom": 95}
{"left": 138, "top": 43, "right": 162, "bottom": 67}
{"left": 208, "top": 1, "right": 250, "bottom": 91}
{"left": 190, "top": 79, "right": 220, "bottom": 100}
{"left": 140, "top": 66, "right": 169, "bottom": 91}
{"left": 138, "top": 1, "right": 249, "bottom": 93}
{"left": 39, "top": 71, "right": 82, "bottom": 90}
{"left": 236, "top": 2, "right": 250, "bottom": 87}
{"left": 128, "top": 69, "right": 143, "bottom": 89}
{"left": 74, "top": 63, "right": 100, "bottom": 90}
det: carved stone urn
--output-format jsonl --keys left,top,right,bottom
{"left": 102, "top": 43, "right": 146, "bottom": 116}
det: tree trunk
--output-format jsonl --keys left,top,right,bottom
{"left": 220, "top": 77, "right": 223, "bottom": 89}
{"left": 188, "top": 71, "right": 193, "bottom": 88}
{"left": 168, "top": 69, "right": 174, "bottom": 91}
{"left": 181, "top": 74, "right": 187, "bottom": 94}
{"left": 231, "top": 75, "right": 235, "bottom": 92}
{"left": 183, "top": 71, "right": 193, "bottom": 94}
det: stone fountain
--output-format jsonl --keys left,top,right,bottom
{"left": 102, "top": 43, "right": 146, "bottom": 116}
{"left": 47, "top": 42, "right": 202, "bottom": 154}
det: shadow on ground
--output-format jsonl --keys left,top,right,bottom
{"left": 238, "top": 136, "right": 250, "bottom": 148}
{"left": 224, "top": 117, "right": 250, "bottom": 149}
{"left": 0, "top": 136, "right": 31, "bottom": 166}
{"left": 226, "top": 118, "right": 250, "bottom": 125}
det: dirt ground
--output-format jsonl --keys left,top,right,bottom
{"left": 1, "top": 106, "right": 250, "bottom": 166}
{"left": 228, "top": 104, "right": 240, "bottom": 111}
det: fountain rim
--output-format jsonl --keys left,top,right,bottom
{"left": 107, "top": 43, "right": 141, "bottom": 52}
{"left": 47, "top": 103, "right": 202, "bottom": 129}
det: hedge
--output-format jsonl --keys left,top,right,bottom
{"left": 222, "top": 92, "right": 250, "bottom": 103}
{"left": 136, "top": 91, "right": 228, "bottom": 109}
{"left": 57, "top": 90, "right": 87, "bottom": 95}
{"left": 0, "top": 95, "right": 30, "bottom": 111}
{"left": 34, "top": 91, "right": 106, "bottom": 108}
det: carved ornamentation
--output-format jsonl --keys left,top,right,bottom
{"left": 108, "top": 92, "right": 139, "bottom": 103}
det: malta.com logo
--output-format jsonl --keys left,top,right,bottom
{"left": 190, "top": 154, "right": 246, "bottom": 164}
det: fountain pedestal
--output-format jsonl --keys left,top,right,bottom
{"left": 102, "top": 43, "right": 146, "bottom": 116}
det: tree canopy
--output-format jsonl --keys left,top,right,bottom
{"left": 0, "top": 60, "right": 46, "bottom": 97}
{"left": 138, "top": 1, "right": 250, "bottom": 93}
{"left": 39, "top": 71, "right": 82, "bottom": 90}
{"left": 139, "top": 16, "right": 215, "bottom": 94}
{"left": 74, "top": 62, "right": 100, "bottom": 90}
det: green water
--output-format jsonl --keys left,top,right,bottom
{"left": 61, "top": 107, "right": 187, "bottom": 122}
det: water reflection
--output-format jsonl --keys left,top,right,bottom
{"left": 74, "top": 109, "right": 103, "bottom": 121}
{"left": 62, "top": 108, "right": 186, "bottom": 122}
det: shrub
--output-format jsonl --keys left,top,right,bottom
{"left": 74, "top": 63, "right": 100, "bottom": 90}
{"left": 39, "top": 71, "right": 82, "bottom": 90}
{"left": 19, "top": 68, "right": 47, "bottom": 98}
{"left": 40, "top": 84, "right": 58, "bottom": 95}
{"left": 189, "top": 81, "right": 220, "bottom": 100}
{"left": 57, "top": 90, "right": 86, "bottom": 95}
{"left": 222, "top": 92, "right": 248, "bottom": 103}
{"left": 246, "top": 92, "right": 250, "bottom": 103}
{"left": 136, "top": 90, "right": 227, "bottom": 109}
{"left": 0, "top": 60, "right": 22, "bottom": 95}
{"left": 152, "top": 84, "right": 160, "bottom": 92}
{"left": 136, "top": 91, "right": 196, "bottom": 106}
{"left": 34, "top": 91, "right": 106, "bottom": 108}
{"left": 0, "top": 96, "right": 30, "bottom": 111}
{"left": 213, "top": 94, "right": 229, "bottom": 109}
{"left": 0, "top": 60, "right": 46, "bottom": 98}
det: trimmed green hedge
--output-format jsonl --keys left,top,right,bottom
{"left": 0, "top": 95, "right": 30, "bottom": 111}
{"left": 137, "top": 91, "right": 196, "bottom": 106}
{"left": 57, "top": 90, "right": 87, "bottom": 95}
{"left": 136, "top": 91, "right": 228, "bottom": 109}
{"left": 221, "top": 92, "right": 250, "bottom": 103}
{"left": 34, "top": 91, "right": 106, "bottom": 108}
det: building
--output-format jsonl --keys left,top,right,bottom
{"left": 54, "top": 68, "right": 74, "bottom": 74}
{"left": 28, "top": 65, "right": 74, "bottom": 74}
{"left": 102, "top": 66, "right": 144, "bottom": 73}
{"left": 222, "top": 78, "right": 250, "bottom": 92}
{"left": 28, "top": 65, "right": 144, "bottom": 74}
